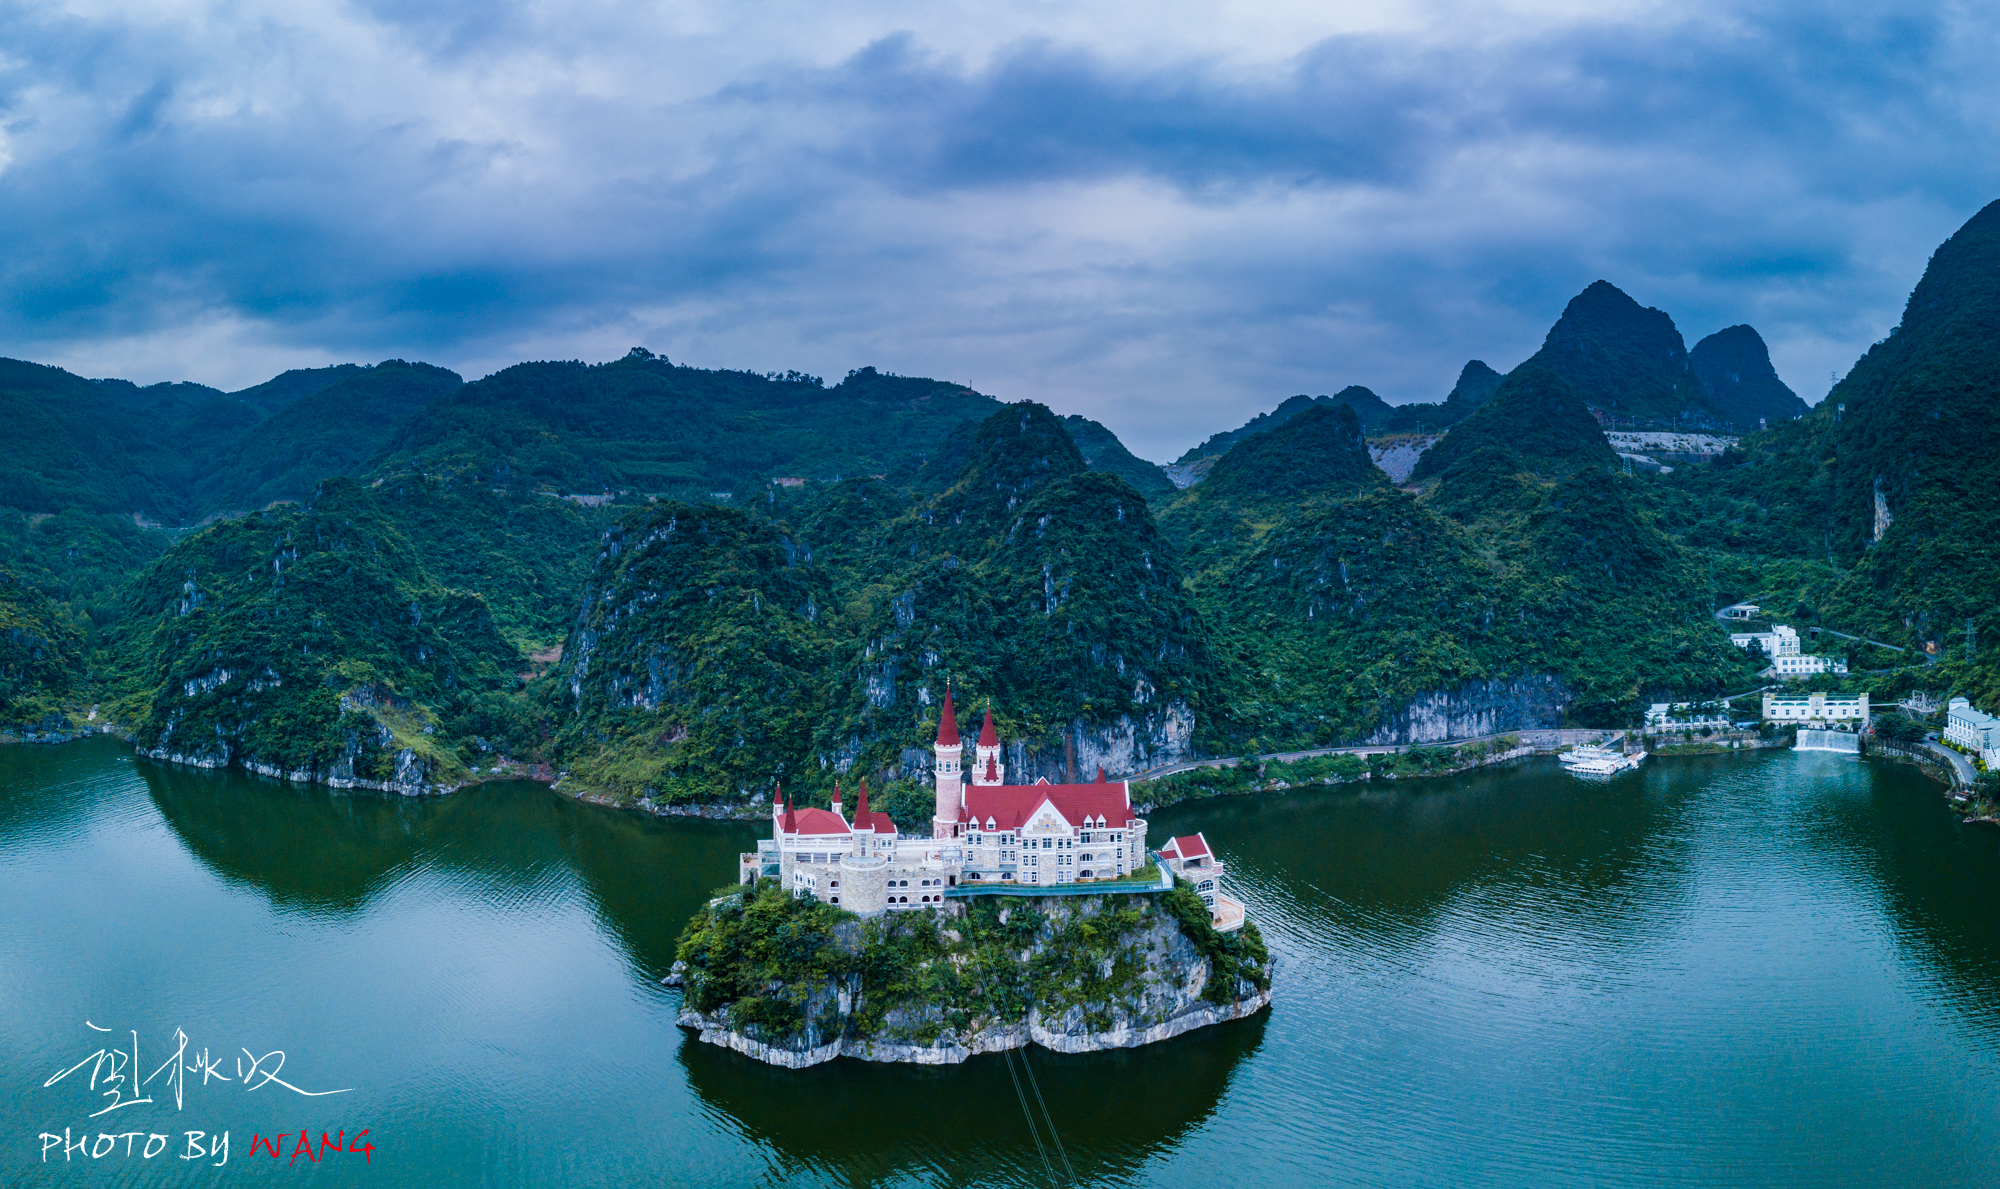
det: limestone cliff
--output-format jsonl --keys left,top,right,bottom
{"left": 668, "top": 882, "right": 1270, "bottom": 1068}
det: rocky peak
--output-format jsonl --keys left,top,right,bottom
{"left": 1519, "top": 280, "right": 1721, "bottom": 426}
{"left": 1689, "top": 325, "right": 1805, "bottom": 429}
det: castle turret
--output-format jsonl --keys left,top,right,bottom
{"left": 970, "top": 707, "right": 1005, "bottom": 786}
{"left": 831, "top": 781, "right": 844, "bottom": 821}
{"left": 932, "top": 687, "right": 966, "bottom": 839}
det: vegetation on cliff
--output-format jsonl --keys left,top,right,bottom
{"left": 556, "top": 402, "right": 1217, "bottom": 805}
{"left": 0, "top": 566, "right": 84, "bottom": 730}
{"left": 673, "top": 880, "right": 1269, "bottom": 1050}
{"left": 113, "top": 478, "right": 529, "bottom": 783}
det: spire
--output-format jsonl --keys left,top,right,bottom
{"left": 936, "top": 685, "right": 961, "bottom": 747}
{"left": 1095, "top": 766, "right": 1107, "bottom": 783}
{"left": 780, "top": 786, "right": 795, "bottom": 833}
{"left": 854, "top": 780, "right": 871, "bottom": 830}
{"left": 978, "top": 707, "right": 998, "bottom": 748}
{"left": 831, "top": 781, "right": 843, "bottom": 819}
{"left": 985, "top": 755, "right": 999, "bottom": 784}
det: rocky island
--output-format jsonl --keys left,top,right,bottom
{"left": 668, "top": 691, "right": 1270, "bottom": 1067}
{"left": 669, "top": 878, "right": 1270, "bottom": 1068}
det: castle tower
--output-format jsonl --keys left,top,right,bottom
{"left": 840, "top": 778, "right": 890, "bottom": 916}
{"left": 970, "top": 707, "right": 1005, "bottom": 787}
{"left": 933, "top": 687, "right": 965, "bottom": 839}
{"left": 830, "top": 781, "right": 844, "bottom": 821}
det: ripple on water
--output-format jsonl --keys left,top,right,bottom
{"left": 7, "top": 744, "right": 2000, "bottom": 1187}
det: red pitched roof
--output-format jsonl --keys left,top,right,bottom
{"left": 853, "top": 810, "right": 897, "bottom": 834}
{"left": 1163, "top": 833, "right": 1210, "bottom": 860}
{"left": 978, "top": 707, "right": 998, "bottom": 747}
{"left": 936, "top": 687, "right": 960, "bottom": 747}
{"left": 962, "top": 782, "right": 1134, "bottom": 832}
{"left": 788, "top": 807, "right": 851, "bottom": 836}
{"left": 848, "top": 782, "right": 896, "bottom": 836}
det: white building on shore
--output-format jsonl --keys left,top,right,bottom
{"left": 1762, "top": 691, "right": 1869, "bottom": 726}
{"left": 1944, "top": 697, "right": 2000, "bottom": 767}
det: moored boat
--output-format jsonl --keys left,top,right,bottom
{"left": 1560, "top": 743, "right": 1645, "bottom": 777}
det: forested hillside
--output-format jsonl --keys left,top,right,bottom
{"left": 555, "top": 403, "right": 1214, "bottom": 811}
{"left": 5, "top": 201, "right": 1998, "bottom": 813}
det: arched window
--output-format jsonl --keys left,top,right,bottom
{"left": 1080, "top": 870, "right": 1093, "bottom": 879}
{"left": 831, "top": 896, "right": 840, "bottom": 904}
{"left": 830, "top": 879, "right": 839, "bottom": 888}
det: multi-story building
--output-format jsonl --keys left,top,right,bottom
{"left": 1761, "top": 690, "right": 1869, "bottom": 726}
{"left": 1730, "top": 623, "right": 1846, "bottom": 676}
{"left": 1944, "top": 697, "right": 2000, "bottom": 767}
{"left": 739, "top": 689, "right": 1151, "bottom": 916}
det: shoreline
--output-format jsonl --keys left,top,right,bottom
{"left": 22, "top": 727, "right": 1974, "bottom": 830}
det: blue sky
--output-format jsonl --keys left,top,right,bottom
{"left": 1, "top": 0, "right": 1995, "bottom": 460}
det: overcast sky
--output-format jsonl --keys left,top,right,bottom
{"left": 2, "top": 0, "right": 1995, "bottom": 461}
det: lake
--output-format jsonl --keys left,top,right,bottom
{"left": 5, "top": 738, "right": 1999, "bottom": 1186}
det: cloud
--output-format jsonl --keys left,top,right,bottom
{"left": 0, "top": 0, "right": 1995, "bottom": 458}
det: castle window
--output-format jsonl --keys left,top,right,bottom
{"left": 830, "top": 880, "right": 839, "bottom": 888}
{"left": 1081, "top": 870, "right": 1092, "bottom": 879}
{"left": 831, "top": 896, "right": 840, "bottom": 904}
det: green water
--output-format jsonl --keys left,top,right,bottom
{"left": 5, "top": 738, "right": 2000, "bottom": 1186}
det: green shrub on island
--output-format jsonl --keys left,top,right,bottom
{"left": 672, "top": 880, "right": 1269, "bottom": 1047}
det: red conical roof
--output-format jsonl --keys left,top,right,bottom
{"left": 978, "top": 707, "right": 998, "bottom": 748}
{"left": 831, "top": 781, "right": 843, "bottom": 809}
{"left": 853, "top": 780, "right": 871, "bottom": 830}
{"left": 936, "top": 686, "right": 961, "bottom": 747}
{"left": 1095, "top": 766, "right": 1107, "bottom": 783}
{"left": 984, "top": 755, "right": 999, "bottom": 783}
{"left": 781, "top": 786, "right": 795, "bottom": 833}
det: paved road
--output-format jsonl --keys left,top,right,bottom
{"left": 1124, "top": 728, "right": 1624, "bottom": 784}
{"left": 1923, "top": 740, "right": 1977, "bottom": 788}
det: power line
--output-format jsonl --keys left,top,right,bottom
{"left": 1002, "top": 1047, "right": 1059, "bottom": 1187}
{"left": 1018, "top": 1047, "right": 1077, "bottom": 1186}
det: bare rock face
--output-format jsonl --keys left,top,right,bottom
{"left": 670, "top": 890, "right": 1270, "bottom": 1068}
{"left": 1361, "top": 675, "right": 1573, "bottom": 745}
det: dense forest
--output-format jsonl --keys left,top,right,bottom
{"left": 3, "top": 200, "right": 1996, "bottom": 823}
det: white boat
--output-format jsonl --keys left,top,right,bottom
{"left": 1560, "top": 744, "right": 1645, "bottom": 777}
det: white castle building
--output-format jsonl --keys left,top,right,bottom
{"left": 739, "top": 690, "right": 1151, "bottom": 917}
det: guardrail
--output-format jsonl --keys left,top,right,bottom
{"left": 943, "top": 861, "right": 1173, "bottom": 899}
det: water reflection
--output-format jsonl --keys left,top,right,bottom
{"left": 1822, "top": 755, "right": 2000, "bottom": 1037}
{"left": 8, "top": 738, "right": 2000, "bottom": 1187}
{"left": 679, "top": 1012, "right": 1268, "bottom": 1187}
{"left": 0, "top": 733, "right": 135, "bottom": 847}
{"left": 141, "top": 757, "right": 761, "bottom": 962}
{"left": 1156, "top": 756, "right": 1708, "bottom": 965}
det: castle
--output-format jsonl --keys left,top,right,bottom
{"left": 739, "top": 689, "right": 1152, "bottom": 917}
